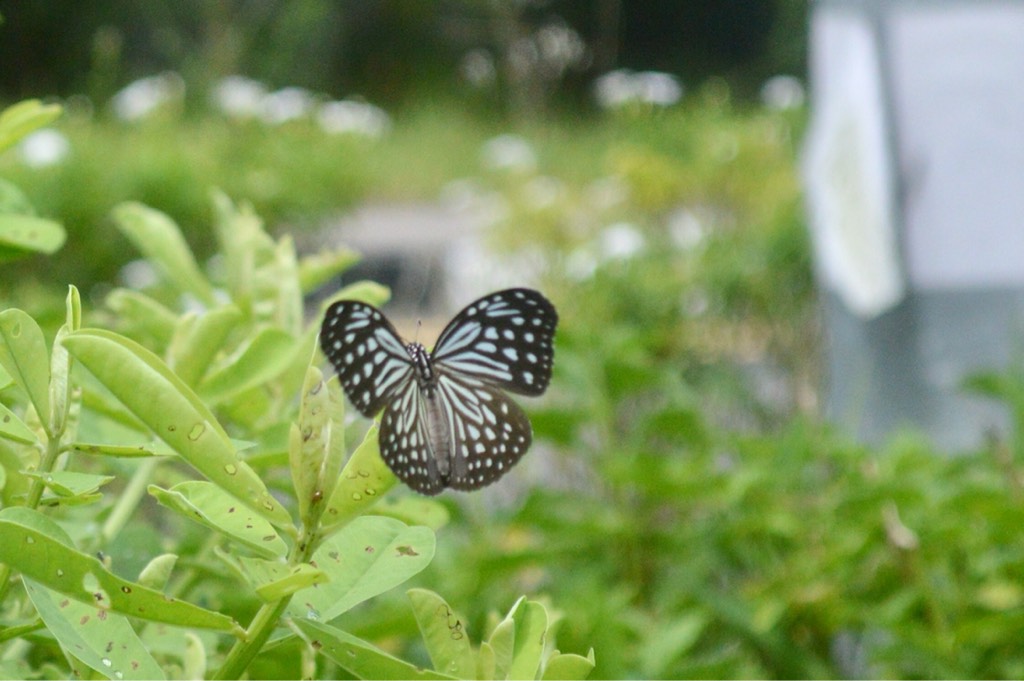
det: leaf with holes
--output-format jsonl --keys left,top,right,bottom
{"left": 292, "top": 619, "right": 456, "bottom": 681}
{"left": 111, "top": 202, "right": 216, "bottom": 306}
{"left": 148, "top": 481, "right": 287, "bottom": 559}
{"left": 0, "top": 309, "right": 51, "bottom": 437}
{"left": 63, "top": 328, "right": 290, "bottom": 526}
{"left": 0, "top": 507, "right": 241, "bottom": 632}
{"left": 24, "top": 579, "right": 166, "bottom": 680}
{"left": 408, "top": 589, "right": 476, "bottom": 679}
{"left": 288, "top": 515, "right": 434, "bottom": 622}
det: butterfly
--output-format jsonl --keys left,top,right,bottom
{"left": 319, "top": 288, "right": 558, "bottom": 495}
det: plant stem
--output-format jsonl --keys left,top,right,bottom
{"left": 0, "top": 434, "right": 63, "bottom": 603}
{"left": 101, "top": 458, "right": 159, "bottom": 546}
{"left": 213, "top": 597, "right": 293, "bottom": 680}
{"left": 212, "top": 524, "right": 320, "bottom": 679}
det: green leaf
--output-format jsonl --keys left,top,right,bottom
{"left": 197, "top": 328, "right": 296, "bottom": 405}
{"left": 318, "top": 280, "right": 392, "bottom": 314}
{"left": 167, "top": 306, "right": 242, "bottom": 387}
{"left": 289, "top": 515, "right": 434, "bottom": 622}
{"left": 182, "top": 632, "right": 207, "bottom": 680}
{"left": 298, "top": 248, "right": 360, "bottom": 294}
{"left": 638, "top": 611, "right": 705, "bottom": 677}
{"left": 0, "top": 99, "right": 62, "bottom": 153}
{"left": 0, "top": 309, "right": 51, "bottom": 437}
{"left": 210, "top": 191, "right": 275, "bottom": 313}
{"left": 507, "top": 600, "right": 548, "bottom": 680}
{"left": 149, "top": 481, "right": 288, "bottom": 558}
{"left": 24, "top": 579, "right": 166, "bottom": 680}
{"left": 291, "top": 367, "right": 331, "bottom": 522}
{"left": 478, "top": 642, "right": 497, "bottom": 681}
{"left": 0, "top": 214, "right": 66, "bottom": 261}
{"left": 408, "top": 589, "right": 476, "bottom": 679}
{"left": 0, "top": 402, "right": 37, "bottom": 444}
{"left": 136, "top": 554, "right": 178, "bottom": 591}
{"left": 371, "top": 496, "right": 451, "bottom": 531}
{"left": 487, "top": 609, "right": 516, "bottom": 680}
{"left": 105, "top": 289, "right": 179, "bottom": 351}
{"left": 70, "top": 441, "right": 167, "bottom": 458}
{"left": 320, "top": 424, "right": 398, "bottom": 531}
{"left": 62, "top": 328, "right": 291, "bottom": 526}
{"left": 0, "top": 507, "right": 241, "bottom": 632}
{"left": 319, "top": 375, "right": 348, "bottom": 510}
{"left": 48, "top": 286, "right": 80, "bottom": 438}
{"left": 236, "top": 557, "right": 328, "bottom": 602}
{"left": 542, "top": 650, "right": 595, "bottom": 680}
{"left": 25, "top": 470, "right": 114, "bottom": 497}
{"left": 0, "top": 177, "right": 36, "bottom": 214}
{"left": 110, "top": 202, "right": 216, "bottom": 306}
{"left": 292, "top": 619, "right": 456, "bottom": 680}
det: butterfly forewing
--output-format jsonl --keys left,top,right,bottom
{"left": 432, "top": 288, "right": 557, "bottom": 395}
{"left": 320, "top": 300, "right": 414, "bottom": 417}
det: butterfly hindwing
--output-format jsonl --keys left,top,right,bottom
{"left": 432, "top": 288, "right": 558, "bottom": 396}
{"left": 378, "top": 381, "right": 444, "bottom": 495}
{"left": 319, "top": 300, "right": 414, "bottom": 417}
{"left": 433, "top": 373, "right": 533, "bottom": 491}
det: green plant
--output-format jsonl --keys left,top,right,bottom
{"left": 0, "top": 194, "right": 593, "bottom": 679}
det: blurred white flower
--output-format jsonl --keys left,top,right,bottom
{"left": 460, "top": 49, "right": 497, "bottom": 88}
{"left": 594, "top": 69, "right": 683, "bottom": 109}
{"left": 668, "top": 207, "right": 706, "bottom": 251}
{"left": 19, "top": 128, "right": 70, "bottom": 168}
{"left": 635, "top": 71, "right": 683, "bottom": 106}
{"left": 212, "top": 75, "right": 267, "bottom": 118}
{"left": 760, "top": 75, "right": 806, "bottom": 110}
{"left": 535, "top": 21, "right": 587, "bottom": 75}
{"left": 586, "top": 175, "right": 629, "bottom": 211}
{"left": 317, "top": 99, "right": 391, "bottom": 138}
{"left": 119, "top": 259, "right": 160, "bottom": 289}
{"left": 599, "top": 222, "right": 645, "bottom": 260}
{"left": 523, "top": 176, "right": 563, "bottom": 210}
{"left": 111, "top": 72, "right": 185, "bottom": 121}
{"left": 440, "top": 178, "right": 484, "bottom": 213}
{"left": 565, "top": 247, "right": 598, "bottom": 281}
{"left": 260, "top": 87, "right": 315, "bottom": 125}
{"left": 481, "top": 134, "right": 536, "bottom": 172}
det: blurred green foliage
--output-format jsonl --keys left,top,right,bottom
{"left": 4, "top": 63, "right": 1024, "bottom": 679}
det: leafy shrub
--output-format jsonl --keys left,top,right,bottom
{"left": 0, "top": 143, "right": 594, "bottom": 679}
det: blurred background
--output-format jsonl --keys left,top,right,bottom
{"left": 5, "top": 1, "right": 1024, "bottom": 678}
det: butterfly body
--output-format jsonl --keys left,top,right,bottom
{"left": 320, "top": 288, "right": 557, "bottom": 495}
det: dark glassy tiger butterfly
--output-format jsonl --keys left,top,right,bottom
{"left": 319, "top": 288, "right": 557, "bottom": 495}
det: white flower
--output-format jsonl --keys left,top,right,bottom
{"left": 760, "top": 75, "right": 806, "bottom": 110}
{"left": 523, "top": 176, "right": 563, "bottom": 210}
{"left": 634, "top": 71, "right": 683, "bottom": 106}
{"left": 586, "top": 176, "right": 629, "bottom": 211}
{"left": 211, "top": 75, "right": 267, "bottom": 118}
{"left": 111, "top": 72, "right": 185, "bottom": 121}
{"left": 594, "top": 69, "right": 683, "bottom": 109}
{"left": 599, "top": 222, "right": 645, "bottom": 260}
{"left": 481, "top": 134, "right": 536, "bottom": 172}
{"left": 19, "top": 128, "right": 70, "bottom": 168}
{"left": 460, "top": 49, "right": 497, "bottom": 88}
{"left": 317, "top": 100, "right": 390, "bottom": 138}
{"left": 119, "top": 259, "right": 160, "bottom": 289}
{"left": 668, "top": 208, "right": 706, "bottom": 251}
{"left": 259, "top": 87, "right": 315, "bottom": 125}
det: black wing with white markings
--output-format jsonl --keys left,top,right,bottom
{"left": 319, "top": 300, "right": 414, "bottom": 417}
{"left": 432, "top": 288, "right": 557, "bottom": 395}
